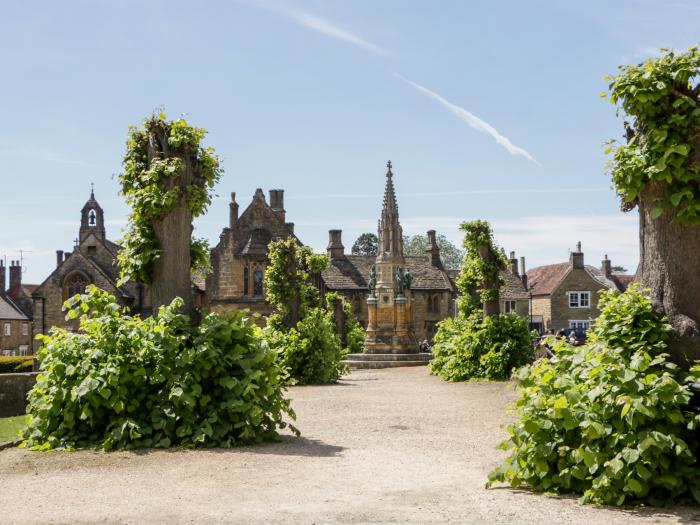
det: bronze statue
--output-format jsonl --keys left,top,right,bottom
{"left": 395, "top": 267, "right": 405, "bottom": 296}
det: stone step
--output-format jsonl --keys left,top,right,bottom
{"left": 345, "top": 353, "right": 432, "bottom": 362}
{"left": 342, "top": 359, "right": 430, "bottom": 369}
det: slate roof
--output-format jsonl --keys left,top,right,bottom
{"left": 526, "top": 261, "right": 632, "bottom": 296}
{"left": 501, "top": 271, "right": 529, "bottom": 300}
{"left": 0, "top": 294, "right": 29, "bottom": 321}
{"left": 322, "top": 255, "right": 455, "bottom": 291}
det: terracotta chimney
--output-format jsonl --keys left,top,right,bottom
{"left": 327, "top": 230, "right": 345, "bottom": 260}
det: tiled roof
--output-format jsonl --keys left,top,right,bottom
{"left": 610, "top": 274, "right": 635, "bottom": 292}
{"left": 322, "top": 255, "right": 455, "bottom": 291}
{"left": 526, "top": 262, "right": 570, "bottom": 296}
{"left": 0, "top": 294, "right": 29, "bottom": 321}
{"left": 501, "top": 271, "right": 528, "bottom": 300}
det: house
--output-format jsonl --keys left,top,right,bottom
{"left": 32, "top": 190, "right": 151, "bottom": 352}
{"left": 502, "top": 251, "right": 530, "bottom": 317}
{"left": 526, "top": 242, "right": 633, "bottom": 332}
{"left": 0, "top": 260, "right": 34, "bottom": 356}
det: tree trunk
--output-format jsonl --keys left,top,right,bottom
{"left": 148, "top": 129, "right": 198, "bottom": 322}
{"left": 479, "top": 244, "right": 501, "bottom": 318}
{"left": 638, "top": 182, "right": 700, "bottom": 365}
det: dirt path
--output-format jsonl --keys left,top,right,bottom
{"left": 1, "top": 367, "right": 698, "bottom": 524}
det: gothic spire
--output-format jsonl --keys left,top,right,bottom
{"left": 377, "top": 160, "right": 404, "bottom": 260}
{"left": 382, "top": 160, "right": 399, "bottom": 218}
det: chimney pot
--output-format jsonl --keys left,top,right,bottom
{"left": 520, "top": 256, "right": 528, "bottom": 289}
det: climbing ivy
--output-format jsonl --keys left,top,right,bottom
{"left": 456, "top": 220, "right": 507, "bottom": 315}
{"left": 604, "top": 46, "right": 700, "bottom": 223}
{"left": 117, "top": 113, "right": 222, "bottom": 284}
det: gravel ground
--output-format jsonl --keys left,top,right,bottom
{"left": 1, "top": 367, "right": 698, "bottom": 524}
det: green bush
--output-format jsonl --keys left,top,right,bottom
{"left": 266, "top": 307, "right": 347, "bottom": 385}
{"left": 488, "top": 285, "right": 700, "bottom": 505}
{"left": 0, "top": 356, "right": 33, "bottom": 373}
{"left": 22, "top": 286, "right": 296, "bottom": 450}
{"left": 430, "top": 313, "right": 534, "bottom": 381}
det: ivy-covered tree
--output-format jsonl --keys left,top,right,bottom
{"left": 456, "top": 220, "right": 506, "bottom": 317}
{"left": 403, "top": 233, "right": 465, "bottom": 270}
{"left": 351, "top": 232, "right": 378, "bottom": 256}
{"left": 605, "top": 47, "right": 700, "bottom": 362}
{"left": 118, "top": 113, "right": 221, "bottom": 320}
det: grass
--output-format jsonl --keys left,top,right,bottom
{"left": 0, "top": 416, "right": 26, "bottom": 442}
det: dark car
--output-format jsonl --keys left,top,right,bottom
{"left": 557, "top": 328, "right": 587, "bottom": 342}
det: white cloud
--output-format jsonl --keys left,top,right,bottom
{"left": 394, "top": 73, "right": 540, "bottom": 165}
{"left": 245, "top": 1, "right": 386, "bottom": 55}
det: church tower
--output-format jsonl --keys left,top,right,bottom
{"left": 79, "top": 186, "right": 106, "bottom": 244}
{"left": 364, "top": 161, "right": 416, "bottom": 354}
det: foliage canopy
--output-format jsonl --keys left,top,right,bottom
{"left": 403, "top": 233, "right": 465, "bottom": 270}
{"left": 351, "top": 233, "right": 378, "bottom": 257}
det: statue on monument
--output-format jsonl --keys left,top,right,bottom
{"left": 368, "top": 265, "right": 377, "bottom": 297}
{"left": 395, "top": 267, "right": 405, "bottom": 297}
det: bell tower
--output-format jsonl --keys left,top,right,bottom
{"left": 79, "top": 184, "right": 106, "bottom": 244}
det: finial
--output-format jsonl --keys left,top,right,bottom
{"left": 90, "top": 182, "right": 95, "bottom": 199}
{"left": 386, "top": 160, "right": 392, "bottom": 175}
{"left": 576, "top": 241, "right": 582, "bottom": 252}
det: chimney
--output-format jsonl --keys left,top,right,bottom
{"left": 9, "top": 260, "right": 21, "bottom": 302}
{"left": 570, "top": 241, "right": 584, "bottom": 269}
{"left": 509, "top": 251, "right": 519, "bottom": 275}
{"left": 327, "top": 230, "right": 345, "bottom": 260}
{"left": 0, "top": 260, "right": 5, "bottom": 295}
{"left": 229, "top": 192, "right": 239, "bottom": 228}
{"left": 520, "top": 256, "right": 528, "bottom": 290}
{"left": 269, "top": 189, "right": 285, "bottom": 222}
{"left": 601, "top": 254, "right": 612, "bottom": 278}
{"left": 65, "top": 252, "right": 70, "bottom": 262}
{"left": 56, "top": 250, "right": 64, "bottom": 268}
{"left": 426, "top": 230, "right": 441, "bottom": 267}
{"left": 286, "top": 222, "right": 295, "bottom": 235}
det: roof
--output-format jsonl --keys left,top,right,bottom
{"left": 501, "top": 271, "right": 529, "bottom": 300}
{"left": 322, "top": 255, "right": 455, "bottom": 291}
{"left": 526, "top": 261, "right": 630, "bottom": 296}
{"left": 0, "top": 294, "right": 29, "bottom": 321}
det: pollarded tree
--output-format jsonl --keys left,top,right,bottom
{"left": 606, "top": 47, "right": 700, "bottom": 362}
{"left": 118, "top": 113, "right": 221, "bottom": 320}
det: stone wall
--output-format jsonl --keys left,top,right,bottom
{"left": 549, "top": 268, "right": 608, "bottom": 331}
{"left": 0, "top": 372, "right": 37, "bottom": 417}
{"left": 531, "top": 296, "right": 552, "bottom": 328}
{"left": 0, "top": 319, "right": 33, "bottom": 355}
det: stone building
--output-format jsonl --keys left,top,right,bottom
{"left": 0, "top": 261, "right": 33, "bottom": 356}
{"left": 206, "top": 188, "right": 297, "bottom": 319}
{"left": 31, "top": 190, "right": 150, "bottom": 351}
{"left": 320, "top": 162, "right": 457, "bottom": 345}
{"left": 526, "top": 243, "right": 633, "bottom": 332}
{"left": 501, "top": 252, "right": 530, "bottom": 318}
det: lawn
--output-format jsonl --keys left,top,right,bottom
{"left": 0, "top": 416, "right": 25, "bottom": 442}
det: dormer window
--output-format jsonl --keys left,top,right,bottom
{"left": 88, "top": 209, "right": 97, "bottom": 226}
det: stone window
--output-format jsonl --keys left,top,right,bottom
{"left": 427, "top": 295, "right": 440, "bottom": 313}
{"left": 568, "top": 291, "right": 590, "bottom": 308}
{"left": 64, "top": 273, "right": 90, "bottom": 300}
{"left": 88, "top": 209, "right": 97, "bottom": 226}
{"left": 243, "top": 266, "right": 249, "bottom": 295}
{"left": 21, "top": 323, "right": 28, "bottom": 336}
{"left": 569, "top": 320, "right": 591, "bottom": 330}
{"left": 4, "top": 322, "right": 10, "bottom": 336}
{"left": 253, "top": 268, "right": 263, "bottom": 296}
{"left": 503, "top": 300, "right": 516, "bottom": 313}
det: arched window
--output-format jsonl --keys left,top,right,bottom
{"left": 243, "top": 266, "right": 249, "bottom": 295}
{"left": 253, "top": 268, "right": 263, "bottom": 296}
{"left": 63, "top": 273, "right": 90, "bottom": 300}
{"left": 88, "top": 209, "right": 97, "bottom": 226}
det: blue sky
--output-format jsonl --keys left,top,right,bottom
{"left": 2, "top": 0, "right": 698, "bottom": 283}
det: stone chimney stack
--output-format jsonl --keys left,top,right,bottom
{"left": 570, "top": 241, "right": 584, "bottom": 269}
{"left": 64, "top": 252, "right": 70, "bottom": 263}
{"left": 601, "top": 254, "right": 612, "bottom": 278}
{"left": 0, "top": 260, "right": 5, "bottom": 295}
{"left": 269, "top": 189, "right": 285, "bottom": 222}
{"left": 509, "top": 251, "right": 519, "bottom": 275}
{"left": 327, "top": 230, "right": 345, "bottom": 260}
{"left": 520, "top": 256, "right": 528, "bottom": 290}
{"left": 9, "top": 260, "right": 21, "bottom": 302}
{"left": 426, "top": 230, "right": 441, "bottom": 268}
{"left": 286, "top": 222, "right": 295, "bottom": 235}
{"left": 56, "top": 250, "right": 64, "bottom": 268}
{"left": 229, "top": 192, "right": 239, "bottom": 228}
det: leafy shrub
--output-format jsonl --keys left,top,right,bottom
{"left": 326, "top": 292, "right": 365, "bottom": 355}
{"left": 266, "top": 308, "right": 347, "bottom": 385}
{"left": 0, "top": 356, "right": 33, "bottom": 373}
{"left": 430, "top": 313, "right": 534, "bottom": 381}
{"left": 23, "top": 286, "right": 296, "bottom": 450}
{"left": 488, "top": 285, "right": 700, "bottom": 505}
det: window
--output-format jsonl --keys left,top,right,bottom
{"left": 21, "top": 323, "right": 28, "bottom": 336}
{"left": 19, "top": 345, "right": 28, "bottom": 356}
{"left": 87, "top": 246, "right": 97, "bottom": 256}
{"left": 426, "top": 296, "right": 440, "bottom": 313}
{"left": 243, "top": 266, "right": 249, "bottom": 295}
{"left": 64, "top": 273, "right": 90, "bottom": 300}
{"left": 4, "top": 323, "right": 10, "bottom": 336}
{"left": 253, "top": 268, "right": 263, "bottom": 296}
{"left": 568, "top": 291, "right": 590, "bottom": 308}
{"left": 503, "top": 300, "right": 517, "bottom": 313}
{"left": 569, "top": 320, "right": 591, "bottom": 330}
{"left": 88, "top": 209, "right": 97, "bottom": 226}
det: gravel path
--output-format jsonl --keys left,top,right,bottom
{"left": 1, "top": 367, "right": 698, "bottom": 524}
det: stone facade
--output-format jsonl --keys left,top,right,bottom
{"left": 0, "top": 261, "right": 34, "bottom": 356}
{"left": 206, "top": 189, "right": 296, "bottom": 320}
{"left": 31, "top": 191, "right": 150, "bottom": 352}
{"left": 526, "top": 243, "right": 633, "bottom": 332}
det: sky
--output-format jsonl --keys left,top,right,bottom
{"left": 1, "top": 0, "right": 699, "bottom": 283}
